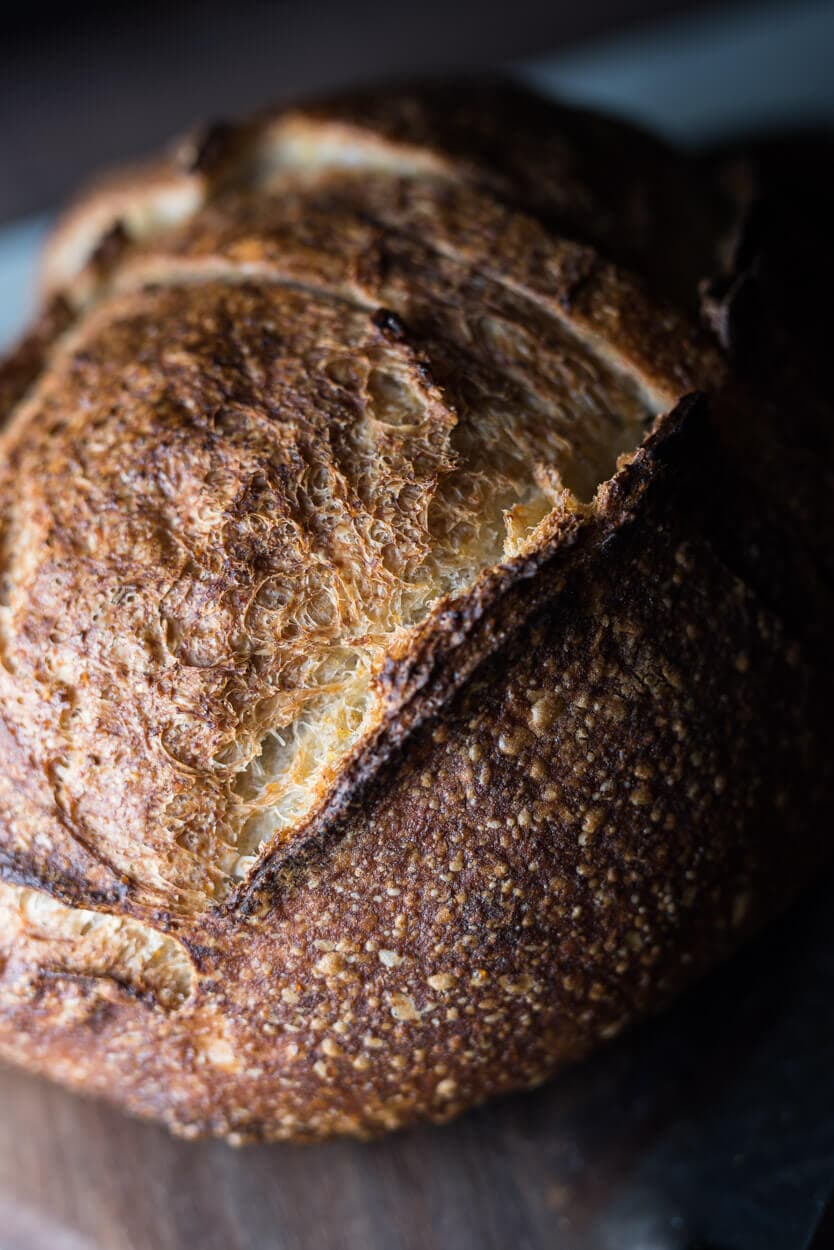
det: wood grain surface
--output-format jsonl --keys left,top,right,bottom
{"left": 3, "top": 872, "right": 834, "bottom": 1250}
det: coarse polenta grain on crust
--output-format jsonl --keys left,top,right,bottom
{"left": 0, "top": 82, "right": 832, "bottom": 1140}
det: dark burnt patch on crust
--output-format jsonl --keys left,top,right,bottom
{"left": 370, "top": 306, "right": 408, "bottom": 340}
{"left": 0, "top": 843, "right": 128, "bottom": 909}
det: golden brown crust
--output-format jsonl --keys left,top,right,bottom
{"left": 0, "top": 83, "right": 831, "bottom": 1141}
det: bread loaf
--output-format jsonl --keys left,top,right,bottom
{"left": 0, "top": 83, "right": 831, "bottom": 1141}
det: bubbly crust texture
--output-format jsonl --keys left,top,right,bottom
{"left": 0, "top": 83, "right": 832, "bottom": 1141}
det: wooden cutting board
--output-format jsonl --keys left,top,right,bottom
{"left": 3, "top": 874, "right": 834, "bottom": 1250}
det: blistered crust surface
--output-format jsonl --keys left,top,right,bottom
{"left": 0, "top": 84, "right": 829, "bottom": 1142}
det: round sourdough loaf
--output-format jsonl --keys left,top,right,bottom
{"left": 0, "top": 84, "right": 831, "bottom": 1141}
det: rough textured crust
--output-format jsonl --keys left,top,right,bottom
{"left": 0, "top": 83, "right": 831, "bottom": 1141}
